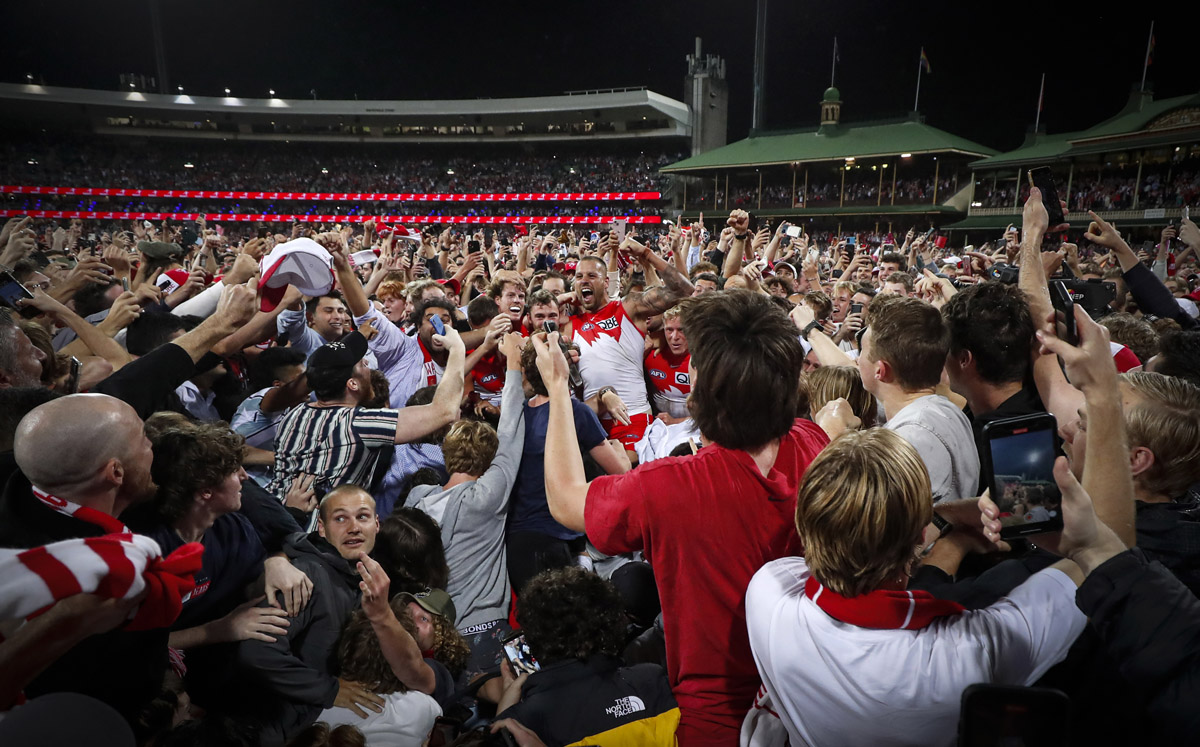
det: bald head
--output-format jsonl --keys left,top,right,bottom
{"left": 15, "top": 394, "right": 147, "bottom": 491}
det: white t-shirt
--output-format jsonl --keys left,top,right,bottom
{"left": 884, "top": 394, "right": 980, "bottom": 503}
{"left": 318, "top": 690, "right": 441, "bottom": 747}
{"left": 746, "top": 556, "right": 1085, "bottom": 747}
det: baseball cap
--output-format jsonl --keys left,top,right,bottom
{"left": 305, "top": 331, "right": 368, "bottom": 393}
{"left": 259, "top": 238, "right": 335, "bottom": 312}
{"left": 398, "top": 588, "right": 457, "bottom": 624}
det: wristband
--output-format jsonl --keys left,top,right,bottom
{"left": 735, "top": 233, "right": 750, "bottom": 241}
{"left": 801, "top": 320, "right": 822, "bottom": 341}
{"left": 597, "top": 386, "right": 617, "bottom": 401}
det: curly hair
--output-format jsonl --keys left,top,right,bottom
{"left": 517, "top": 566, "right": 627, "bottom": 665}
{"left": 442, "top": 420, "right": 498, "bottom": 476}
{"left": 336, "top": 604, "right": 421, "bottom": 695}
{"left": 429, "top": 610, "right": 471, "bottom": 676}
{"left": 149, "top": 422, "right": 245, "bottom": 524}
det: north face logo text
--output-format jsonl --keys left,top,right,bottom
{"left": 605, "top": 696, "right": 646, "bottom": 718}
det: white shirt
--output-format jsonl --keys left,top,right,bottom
{"left": 318, "top": 690, "right": 441, "bottom": 747}
{"left": 572, "top": 300, "right": 652, "bottom": 415}
{"left": 175, "top": 380, "right": 220, "bottom": 422}
{"left": 745, "top": 556, "right": 1085, "bottom": 747}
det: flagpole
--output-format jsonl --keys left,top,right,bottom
{"left": 913, "top": 56, "right": 922, "bottom": 111}
{"left": 831, "top": 37, "right": 837, "bottom": 88}
{"left": 1034, "top": 73, "right": 1045, "bottom": 132}
{"left": 1140, "top": 20, "right": 1154, "bottom": 91}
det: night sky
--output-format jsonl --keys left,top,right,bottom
{"left": 0, "top": 2, "right": 1187, "bottom": 151}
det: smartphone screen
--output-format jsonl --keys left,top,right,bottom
{"left": 786, "top": 225, "right": 802, "bottom": 238}
{"left": 0, "top": 272, "right": 40, "bottom": 319}
{"left": 502, "top": 631, "right": 541, "bottom": 675}
{"left": 430, "top": 314, "right": 445, "bottom": 336}
{"left": 1028, "top": 168, "right": 1065, "bottom": 227}
{"left": 1049, "top": 281, "right": 1077, "bottom": 346}
{"left": 983, "top": 414, "right": 1063, "bottom": 539}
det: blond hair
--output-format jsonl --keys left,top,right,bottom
{"left": 796, "top": 429, "right": 931, "bottom": 596}
{"left": 1120, "top": 372, "right": 1200, "bottom": 497}
{"left": 803, "top": 366, "right": 878, "bottom": 425}
{"left": 442, "top": 420, "right": 499, "bottom": 476}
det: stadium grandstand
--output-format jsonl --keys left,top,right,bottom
{"left": 948, "top": 88, "right": 1200, "bottom": 244}
{"left": 663, "top": 86, "right": 996, "bottom": 238}
{"left": 0, "top": 49, "right": 730, "bottom": 230}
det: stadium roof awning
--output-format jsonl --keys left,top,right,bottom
{"left": 971, "top": 90, "right": 1200, "bottom": 169}
{"left": 662, "top": 118, "right": 997, "bottom": 173}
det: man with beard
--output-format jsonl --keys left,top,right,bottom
{"left": 0, "top": 394, "right": 164, "bottom": 718}
{"left": 570, "top": 236, "right": 693, "bottom": 455}
{"left": 269, "top": 329, "right": 465, "bottom": 527}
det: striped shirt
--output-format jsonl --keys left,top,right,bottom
{"left": 270, "top": 403, "right": 400, "bottom": 506}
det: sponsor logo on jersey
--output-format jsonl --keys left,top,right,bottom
{"left": 675, "top": 372, "right": 691, "bottom": 386}
{"left": 649, "top": 369, "right": 666, "bottom": 380}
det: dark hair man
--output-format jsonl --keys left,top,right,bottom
{"left": 493, "top": 567, "right": 679, "bottom": 745}
{"left": 530, "top": 290, "right": 848, "bottom": 746}
{"left": 269, "top": 330, "right": 464, "bottom": 526}
{"left": 567, "top": 235, "right": 693, "bottom": 455}
{"left": 942, "top": 281, "right": 1042, "bottom": 490}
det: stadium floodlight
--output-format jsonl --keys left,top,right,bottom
{"left": 177, "top": 86, "right": 184, "bottom": 92}
{"left": 321, "top": 168, "right": 329, "bottom": 175}
{"left": 224, "top": 88, "right": 231, "bottom": 95}
{"left": 845, "top": 157, "right": 854, "bottom": 163}
{"left": 184, "top": 162, "right": 194, "bottom": 169}
{"left": 269, "top": 89, "right": 275, "bottom": 96}
{"left": 129, "top": 83, "right": 136, "bottom": 88}
{"left": 901, "top": 153, "right": 912, "bottom": 158}
{"left": 25, "top": 74, "right": 33, "bottom": 82}
{"left": 447, "top": 169, "right": 455, "bottom": 175}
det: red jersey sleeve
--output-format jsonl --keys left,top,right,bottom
{"left": 584, "top": 471, "right": 651, "bottom": 556}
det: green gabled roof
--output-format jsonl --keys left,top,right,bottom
{"left": 662, "top": 118, "right": 997, "bottom": 173}
{"left": 1073, "top": 91, "right": 1200, "bottom": 141}
{"left": 969, "top": 131, "right": 1079, "bottom": 169}
{"left": 972, "top": 90, "right": 1200, "bottom": 169}
{"left": 680, "top": 204, "right": 964, "bottom": 220}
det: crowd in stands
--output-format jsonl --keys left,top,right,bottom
{"left": 0, "top": 136, "right": 682, "bottom": 195}
{"left": 695, "top": 176, "right": 955, "bottom": 210}
{"left": 976, "top": 166, "right": 1200, "bottom": 210}
{"left": 1, "top": 152, "right": 1200, "bottom": 747}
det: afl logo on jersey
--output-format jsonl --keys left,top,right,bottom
{"left": 675, "top": 372, "right": 690, "bottom": 386}
{"left": 582, "top": 323, "right": 594, "bottom": 331}
{"left": 649, "top": 369, "right": 666, "bottom": 380}
{"left": 481, "top": 374, "right": 498, "bottom": 383}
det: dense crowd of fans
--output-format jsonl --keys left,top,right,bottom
{"left": 976, "top": 166, "right": 1200, "bottom": 210}
{"left": 689, "top": 176, "right": 954, "bottom": 210}
{"left": 1, "top": 137, "right": 682, "bottom": 195}
{"left": 1, "top": 144, "right": 1199, "bottom": 747}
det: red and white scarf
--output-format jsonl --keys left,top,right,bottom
{"left": 0, "top": 532, "right": 204, "bottom": 632}
{"left": 805, "top": 576, "right": 965, "bottom": 630}
{"left": 32, "top": 486, "right": 129, "bottom": 535}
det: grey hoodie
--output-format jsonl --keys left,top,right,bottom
{"left": 411, "top": 371, "right": 525, "bottom": 629}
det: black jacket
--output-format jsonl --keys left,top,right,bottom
{"left": 1076, "top": 548, "right": 1200, "bottom": 742}
{"left": 232, "top": 531, "right": 360, "bottom": 746}
{"left": 498, "top": 655, "right": 678, "bottom": 747}
{"left": 0, "top": 469, "right": 169, "bottom": 719}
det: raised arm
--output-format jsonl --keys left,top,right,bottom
{"left": 393, "top": 326, "right": 466, "bottom": 444}
{"left": 474, "top": 334, "right": 529, "bottom": 506}
{"left": 357, "top": 555, "right": 436, "bottom": 695}
{"left": 722, "top": 210, "right": 751, "bottom": 279}
{"left": 620, "top": 236, "right": 694, "bottom": 324}
{"left": 532, "top": 332, "right": 589, "bottom": 532}
{"left": 1037, "top": 307, "right": 1136, "bottom": 547}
